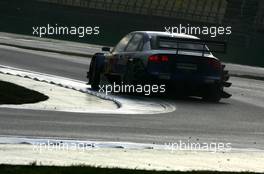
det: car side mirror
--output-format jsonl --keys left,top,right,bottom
{"left": 102, "top": 47, "right": 111, "bottom": 52}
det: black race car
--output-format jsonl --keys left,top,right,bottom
{"left": 88, "top": 31, "right": 231, "bottom": 102}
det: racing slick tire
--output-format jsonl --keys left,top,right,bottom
{"left": 202, "top": 84, "right": 222, "bottom": 103}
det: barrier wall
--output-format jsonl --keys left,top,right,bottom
{"left": 38, "top": 0, "right": 227, "bottom": 24}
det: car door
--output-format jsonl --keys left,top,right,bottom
{"left": 105, "top": 33, "right": 134, "bottom": 75}
{"left": 117, "top": 33, "right": 144, "bottom": 74}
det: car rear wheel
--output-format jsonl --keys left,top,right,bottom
{"left": 202, "top": 84, "right": 222, "bottom": 103}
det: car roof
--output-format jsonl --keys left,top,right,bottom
{"left": 133, "top": 31, "right": 200, "bottom": 40}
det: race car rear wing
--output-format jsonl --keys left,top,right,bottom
{"left": 157, "top": 37, "right": 227, "bottom": 57}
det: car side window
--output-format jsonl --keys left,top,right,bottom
{"left": 138, "top": 39, "right": 144, "bottom": 51}
{"left": 112, "top": 34, "right": 133, "bottom": 53}
{"left": 125, "top": 34, "right": 144, "bottom": 52}
{"left": 143, "top": 40, "right": 151, "bottom": 50}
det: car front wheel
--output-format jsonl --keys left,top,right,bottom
{"left": 89, "top": 57, "right": 101, "bottom": 90}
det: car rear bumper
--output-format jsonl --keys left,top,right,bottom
{"left": 149, "top": 73, "right": 221, "bottom": 85}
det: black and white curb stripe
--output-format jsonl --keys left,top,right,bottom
{"left": 0, "top": 66, "right": 122, "bottom": 108}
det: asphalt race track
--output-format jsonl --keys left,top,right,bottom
{"left": 0, "top": 45, "right": 264, "bottom": 151}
